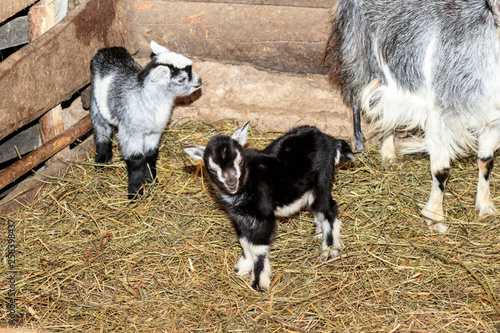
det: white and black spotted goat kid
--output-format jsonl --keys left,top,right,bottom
{"left": 183, "top": 122, "right": 354, "bottom": 292}
{"left": 90, "top": 41, "right": 202, "bottom": 199}
{"left": 324, "top": 0, "right": 500, "bottom": 232}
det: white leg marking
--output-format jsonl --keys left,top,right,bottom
{"left": 476, "top": 129, "right": 499, "bottom": 216}
{"left": 313, "top": 213, "right": 323, "bottom": 239}
{"left": 317, "top": 214, "right": 332, "bottom": 261}
{"left": 332, "top": 218, "right": 343, "bottom": 257}
{"left": 476, "top": 158, "right": 496, "bottom": 217}
{"left": 381, "top": 134, "right": 396, "bottom": 164}
{"left": 235, "top": 238, "right": 253, "bottom": 276}
{"left": 422, "top": 175, "right": 450, "bottom": 233}
{"left": 249, "top": 243, "right": 271, "bottom": 291}
{"left": 422, "top": 128, "right": 452, "bottom": 233}
{"left": 317, "top": 216, "right": 343, "bottom": 260}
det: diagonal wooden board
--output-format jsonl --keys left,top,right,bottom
{"left": 0, "top": 0, "right": 137, "bottom": 143}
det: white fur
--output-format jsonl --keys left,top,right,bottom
{"left": 363, "top": 35, "right": 500, "bottom": 232}
{"left": 94, "top": 75, "right": 114, "bottom": 125}
{"left": 380, "top": 134, "right": 396, "bottom": 163}
{"left": 235, "top": 238, "right": 254, "bottom": 276}
{"left": 208, "top": 150, "right": 243, "bottom": 194}
{"left": 274, "top": 191, "right": 314, "bottom": 217}
{"left": 151, "top": 40, "right": 192, "bottom": 68}
{"left": 235, "top": 238, "right": 271, "bottom": 291}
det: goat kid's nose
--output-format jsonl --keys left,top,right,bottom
{"left": 194, "top": 77, "right": 202, "bottom": 88}
{"left": 226, "top": 179, "right": 238, "bottom": 191}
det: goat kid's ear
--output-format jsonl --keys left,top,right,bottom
{"left": 231, "top": 120, "right": 250, "bottom": 146}
{"left": 183, "top": 145, "right": 206, "bottom": 162}
{"left": 150, "top": 40, "right": 169, "bottom": 55}
{"left": 149, "top": 65, "right": 171, "bottom": 82}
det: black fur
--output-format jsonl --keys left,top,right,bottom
{"left": 184, "top": 123, "right": 355, "bottom": 292}
{"left": 125, "top": 154, "right": 146, "bottom": 200}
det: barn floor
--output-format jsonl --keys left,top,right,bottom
{"left": 1, "top": 119, "right": 499, "bottom": 332}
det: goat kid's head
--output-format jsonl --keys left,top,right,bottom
{"left": 184, "top": 121, "right": 250, "bottom": 195}
{"left": 143, "top": 41, "right": 202, "bottom": 96}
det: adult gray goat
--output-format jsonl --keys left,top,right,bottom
{"left": 324, "top": 0, "right": 500, "bottom": 232}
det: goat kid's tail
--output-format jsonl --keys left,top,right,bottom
{"left": 337, "top": 139, "right": 356, "bottom": 165}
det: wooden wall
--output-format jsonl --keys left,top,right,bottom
{"left": 0, "top": 0, "right": 137, "bottom": 143}
{"left": 0, "top": 0, "right": 36, "bottom": 24}
{"left": 134, "top": 0, "right": 334, "bottom": 74}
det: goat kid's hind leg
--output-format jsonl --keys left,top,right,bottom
{"left": 90, "top": 98, "right": 113, "bottom": 164}
{"left": 314, "top": 200, "right": 342, "bottom": 261}
{"left": 476, "top": 130, "right": 500, "bottom": 216}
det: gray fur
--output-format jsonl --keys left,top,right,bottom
{"left": 324, "top": 0, "right": 500, "bottom": 231}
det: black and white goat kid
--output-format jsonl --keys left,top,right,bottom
{"left": 90, "top": 41, "right": 202, "bottom": 199}
{"left": 324, "top": 0, "right": 500, "bottom": 232}
{"left": 183, "top": 122, "right": 354, "bottom": 292}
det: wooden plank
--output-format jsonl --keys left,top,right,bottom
{"left": 0, "top": 124, "right": 42, "bottom": 165}
{"left": 0, "top": 115, "right": 92, "bottom": 191}
{"left": 134, "top": 1, "right": 332, "bottom": 74}
{"left": 29, "top": 0, "right": 66, "bottom": 150}
{"left": 0, "top": 135, "right": 93, "bottom": 214}
{"left": 156, "top": 0, "right": 333, "bottom": 8}
{"left": 0, "top": 0, "right": 137, "bottom": 143}
{"left": 0, "top": 16, "right": 29, "bottom": 50}
{"left": 28, "top": 0, "right": 56, "bottom": 41}
{"left": 0, "top": 0, "right": 36, "bottom": 25}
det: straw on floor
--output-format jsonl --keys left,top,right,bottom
{"left": 1, "top": 119, "right": 499, "bottom": 332}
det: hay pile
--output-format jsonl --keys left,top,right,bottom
{"left": 1, "top": 120, "right": 499, "bottom": 332}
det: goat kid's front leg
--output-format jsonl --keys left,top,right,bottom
{"left": 144, "top": 133, "right": 161, "bottom": 183}
{"left": 235, "top": 238, "right": 271, "bottom": 292}
{"left": 125, "top": 153, "right": 146, "bottom": 199}
{"left": 144, "top": 148, "right": 159, "bottom": 183}
{"left": 235, "top": 237, "right": 254, "bottom": 276}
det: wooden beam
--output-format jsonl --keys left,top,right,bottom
{"left": 0, "top": 0, "right": 137, "bottom": 142}
{"left": 29, "top": 0, "right": 66, "bottom": 159}
{"left": 0, "top": 16, "right": 29, "bottom": 50}
{"left": 0, "top": 134, "right": 93, "bottom": 215}
{"left": 0, "top": 124, "right": 42, "bottom": 165}
{"left": 0, "top": 115, "right": 92, "bottom": 191}
{"left": 134, "top": 1, "right": 332, "bottom": 74}
{"left": 0, "top": 0, "right": 36, "bottom": 25}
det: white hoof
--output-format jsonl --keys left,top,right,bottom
{"left": 425, "top": 219, "right": 450, "bottom": 233}
{"left": 320, "top": 248, "right": 340, "bottom": 261}
{"left": 476, "top": 203, "right": 496, "bottom": 217}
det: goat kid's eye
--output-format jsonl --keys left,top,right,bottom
{"left": 208, "top": 168, "right": 216, "bottom": 174}
{"left": 239, "top": 159, "right": 244, "bottom": 166}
